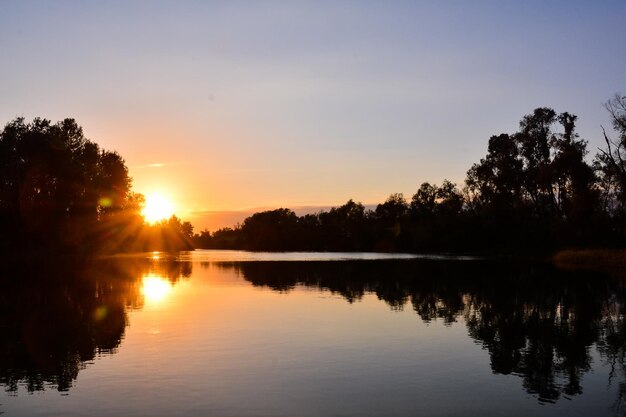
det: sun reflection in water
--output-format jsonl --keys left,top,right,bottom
{"left": 141, "top": 275, "right": 172, "bottom": 304}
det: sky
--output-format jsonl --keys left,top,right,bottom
{"left": 1, "top": 1, "right": 625, "bottom": 230}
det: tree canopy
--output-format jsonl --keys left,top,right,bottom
{"left": 4, "top": 96, "right": 626, "bottom": 257}
{"left": 196, "top": 99, "right": 626, "bottom": 254}
{"left": 0, "top": 117, "right": 193, "bottom": 257}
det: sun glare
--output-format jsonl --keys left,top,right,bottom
{"left": 143, "top": 192, "right": 175, "bottom": 223}
{"left": 141, "top": 275, "right": 172, "bottom": 304}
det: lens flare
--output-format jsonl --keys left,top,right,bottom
{"left": 93, "top": 305, "right": 108, "bottom": 321}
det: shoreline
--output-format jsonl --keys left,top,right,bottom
{"left": 552, "top": 248, "right": 626, "bottom": 277}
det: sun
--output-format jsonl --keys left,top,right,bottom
{"left": 142, "top": 192, "right": 175, "bottom": 223}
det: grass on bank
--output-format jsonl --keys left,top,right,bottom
{"left": 553, "top": 249, "right": 626, "bottom": 278}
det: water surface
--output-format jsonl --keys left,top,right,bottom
{"left": 1, "top": 250, "right": 625, "bottom": 416}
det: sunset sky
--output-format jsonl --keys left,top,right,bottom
{"left": 1, "top": 1, "right": 625, "bottom": 230}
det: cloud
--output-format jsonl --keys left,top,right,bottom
{"left": 135, "top": 163, "right": 165, "bottom": 168}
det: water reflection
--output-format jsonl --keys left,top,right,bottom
{"left": 2, "top": 255, "right": 626, "bottom": 415}
{"left": 0, "top": 257, "right": 190, "bottom": 393}
{"left": 142, "top": 275, "right": 173, "bottom": 303}
{"left": 221, "top": 260, "right": 626, "bottom": 405}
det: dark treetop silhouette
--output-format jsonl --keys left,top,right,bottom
{"left": 0, "top": 117, "right": 193, "bottom": 258}
{"left": 2, "top": 95, "right": 626, "bottom": 257}
{"left": 195, "top": 99, "right": 626, "bottom": 254}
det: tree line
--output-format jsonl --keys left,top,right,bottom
{"left": 0, "top": 117, "right": 193, "bottom": 258}
{"left": 195, "top": 95, "right": 626, "bottom": 254}
{"left": 2, "top": 94, "right": 625, "bottom": 256}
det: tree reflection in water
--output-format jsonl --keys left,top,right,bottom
{"left": 224, "top": 260, "right": 626, "bottom": 406}
{"left": 3, "top": 256, "right": 626, "bottom": 411}
{"left": 0, "top": 257, "right": 190, "bottom": 393}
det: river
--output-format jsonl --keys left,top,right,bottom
{"left": 1, "top": 250, "right": 624, "bottom": 416}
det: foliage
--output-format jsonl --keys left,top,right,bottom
{"left": 0, "top": 117, "right": 134, "bottom": 254}
{"left": 0, "top": 118, "right": 193, "bottom": 256}
{"left": 596, "top": 95, "right": 626, "bottom": 214}
{"left": 4, "top": 95, "right": 626, "bottom": 256}
{"left": 466, "top": 108, "right": 599, "bottom": 249}
{"left": 196, "top": 101, "right": 626, "bottom": 254}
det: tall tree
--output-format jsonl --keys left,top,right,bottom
{"left": 465, "top": 133, "right": 524, "bottom": 211}
{"left": 0, "top": 117, "right": 140, "bottom": 254}
{"left": 596, "top": 94, "right": 626, "bottom": 214}
{"left": 465, "top": 108, "right": 597, "bottom": 249}
{"left": 240, "top": 208, "right": 299, "bottom": 250}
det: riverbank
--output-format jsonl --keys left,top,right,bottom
{"left": 552, "top": 249, "right": 626, "bottom": 278}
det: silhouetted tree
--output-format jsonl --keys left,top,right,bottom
{"left": 410, "top": 183, "right": 438, "bottom": 217}
{"left": 465, "top": 108, "right": 598, "bottom": 250}
{"left": 435, "top": 180, "right": 464, "bottom": 216}
{"left": 595, "top": 94, "right": 626, "bottom": 246}
{"left": 317, "top": 200, "right": 369, "bottom": 251}
{"left": 189, "top": 101, "right": 619, "bottom": 254}
{"left": 0, "top": 117, "right": 200, "bottom": 256}
{"left": 0, "top": 117, "right": 142, "bottom": 256}
{"left": 466, "top": 133, "right": 524, "bottom": 212}
{"left": 372, "top": 193, "right": 409, "bottom": 251}
{"left": 597, "top": 95, "right": 626, "bottom": 210}
{"left": 124, "top": 215, "right": 195, "bottom": 252}
{"left": 240, "top": 208, "right": 300, "bottom": 250}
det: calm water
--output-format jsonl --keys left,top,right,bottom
{"left": 1, "top": 250, "right": 626, "bottom": 416}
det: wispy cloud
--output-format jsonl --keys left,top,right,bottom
{"left": 135, "top": 163, "right": 165, "bottom": 169}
